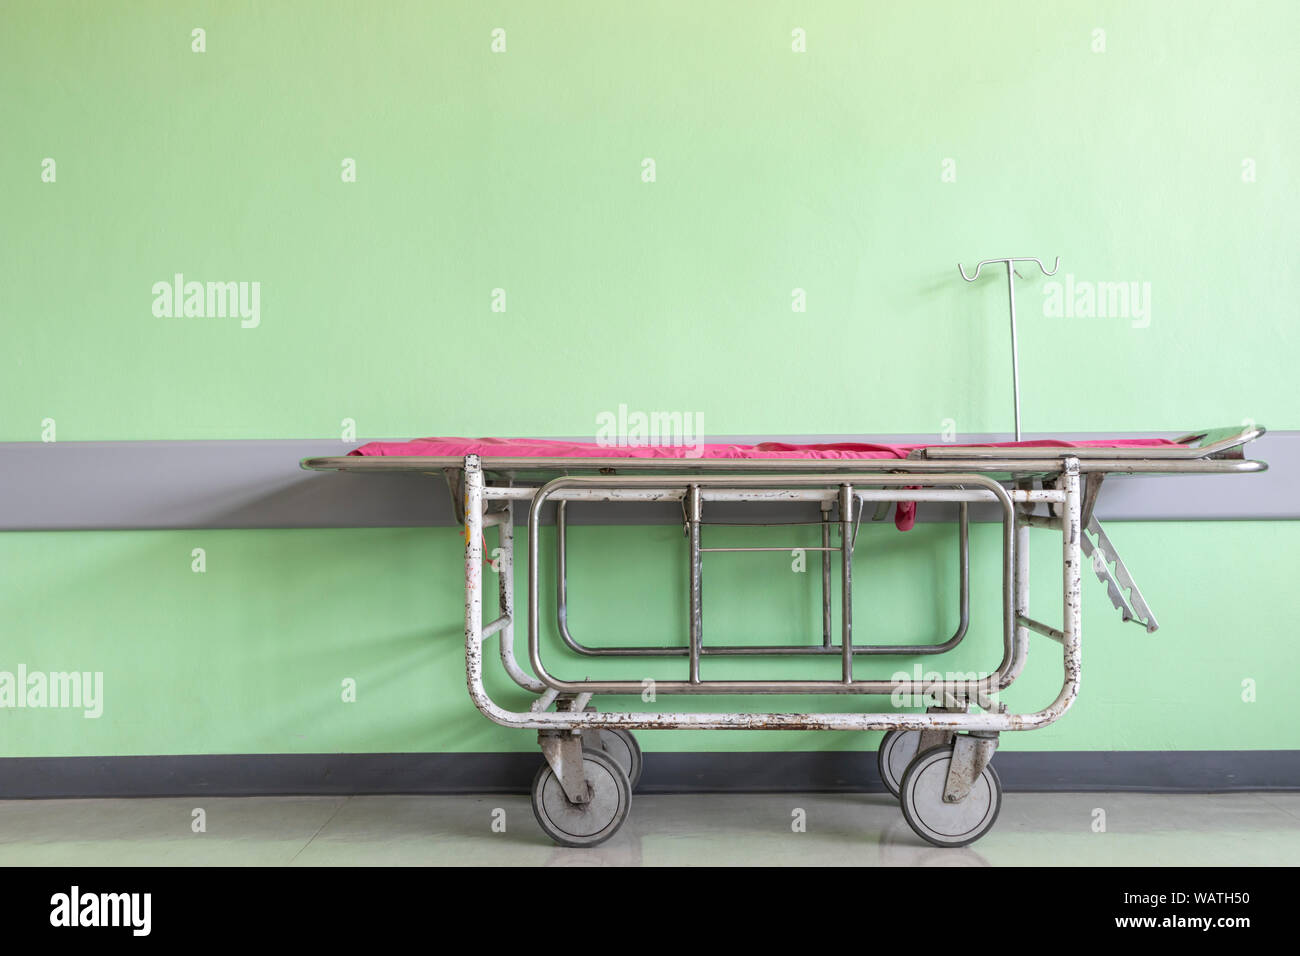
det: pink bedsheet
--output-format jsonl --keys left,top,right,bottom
{"left": 351, "top": 436, "right": 1179, "bottom": 531}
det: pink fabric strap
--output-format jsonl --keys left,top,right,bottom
{"left": 351, "top": 436, "right": 1179, "bottom": 531}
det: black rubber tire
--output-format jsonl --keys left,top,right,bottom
{"left": 530, "top": 748, "right": 632, "bottom": 848}
{"left": 899, "top": 745, "right": 1002, "bottom": 848}
{"left": 597, "top": 728, "right": 644, "bottom": 790}
{"left": 876, "top": 729, "right": 922, "bottom": 798}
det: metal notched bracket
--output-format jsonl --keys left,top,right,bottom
{"left": 1082, "top": 516, "right": 1159, "bottom": 633}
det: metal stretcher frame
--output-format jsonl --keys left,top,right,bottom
{"left": 301, "top": 424, "right": 1267, "bottom": 847}
{"left": 520, "top": 469, "right": 1022, "bottom": 698}
{"left": 554, "top": 499, "right": 973, "bottom": 658}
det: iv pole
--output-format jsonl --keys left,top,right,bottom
{"left": 957, "top": 256, "right": 1060, "bottom": 441}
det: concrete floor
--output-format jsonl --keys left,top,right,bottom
{"left": 0, "top": 792, "right": 1297, "bottom": 866}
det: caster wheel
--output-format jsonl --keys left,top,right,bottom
{"left": 899, "top": 746, "right": 1002, "bottom": 848}
{"left": 596, "top": 729, "right": 643, "bottom": 790}
{"left": 876, "top": 730, "right": 922, "bottom": 798}
{"left": 531, "top": 748, "right": 631, "bottom": 848}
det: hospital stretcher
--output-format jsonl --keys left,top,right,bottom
{"left": 302, "top": 424, "right": 1266, "bottom": 848}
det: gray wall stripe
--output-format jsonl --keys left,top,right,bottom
{"left": 0, "top": 751, "right": 1295, "bottom": 798}
{"left": 0, "top": 432, "right": 1294, "bottom": 531}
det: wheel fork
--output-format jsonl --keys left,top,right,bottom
{"left": 538, "top": 730, "right": 591, "bottom": 804}
{"left": 944, "top": 732, "right": 999, "bottom": 803}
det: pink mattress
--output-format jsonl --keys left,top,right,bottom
{"left": 350, "top": 436, "right": 1179, "bottom": 531}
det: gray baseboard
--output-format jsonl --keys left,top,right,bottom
{"left": 1, "top": 751, "right": 1296, "bottom": 799}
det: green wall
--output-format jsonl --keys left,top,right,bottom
{"left": 2, "top": 0, "right": 1296, "bottom": 440}
{"left": 1, "top": 2, "right": 1296, "bottom": 758}
{"left": 1, "top": 522, "right": 1296, "bottom": 754}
